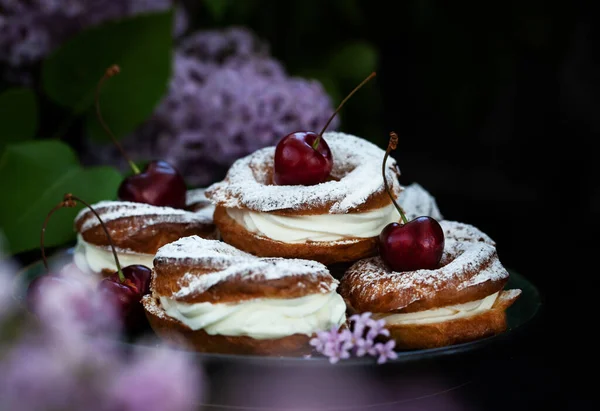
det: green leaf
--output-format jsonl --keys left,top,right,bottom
{"left": 328, "top": 41, "right": 378, "bottom": 82}
{"left": 0, "top": 88, "right": 38, "bottom": 152}
{"left": 41, "top": 10, "right": 173, "bottom": 141}
{"left": 0, "top": 141, "right": 122, "bottom": 255}
{"left": 203, "top": 0, "right": 232, "bottom": 21}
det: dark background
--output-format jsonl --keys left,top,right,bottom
{"left": 367, "top": 1, "right": 589, "bottom": 409}
{"left": 364, "top": 1, "right": 590, "bottom": 409}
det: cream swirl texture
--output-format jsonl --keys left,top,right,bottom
{"left": 373, "top": 292, "right": 499, "bottom": 325}
{"left": 226, "top": 203, "right": 400, "bottom": 243}
{"left": 73, "top": 235, "right": 154, "bottom": 274}
{"left": 159, "top": 291, "right": 346, "bottom": 339}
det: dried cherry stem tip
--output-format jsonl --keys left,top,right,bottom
{"left": 105, "top": 64, "right": 120, "bottom": 77}
{"left": 382, "top": 132, "right": 408, "bottom": 224}
{"left": 313, "top": 71, "right": 377, "bottom": 149}
{"left": 40, "top": 200, "right": 76, "bottom": 272}
{"left": 95, "top": 64, "right": 140, "bottom": 175}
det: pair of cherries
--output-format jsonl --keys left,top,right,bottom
{"left": 273, "top": 75, "right": 444, "bottom": 272}
{"left": 27, "top": 263, "right": 151, "bottom": 334}
{"left": 27, "top": 66, "right": 185, "bottom": 332}
{"left": 28, "top": 193, "right": 153, "bottom": 334}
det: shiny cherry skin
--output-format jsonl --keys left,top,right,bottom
{"left": 273, "top": 131, "right": 333, "bottom": 186}
{"left": 379, "top": 216, "right": 445, "bottom": 272}
{"left": 117, "top": 160, "right": 187, "bottom": 209}
{"left": 97, "top": 265, "right": 152, "bottom": 332}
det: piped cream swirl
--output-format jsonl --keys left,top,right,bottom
{"left": 226, "top": 203, "right": 400, "bottom": 243}
{"left": 373, "top": 292, "right": 499, "bottom": 325}
{"left": 159, "top": 291, "right": 346, "bottom": 339}
{"left": 73, "top": 235, "right": 154, "bottom": 274}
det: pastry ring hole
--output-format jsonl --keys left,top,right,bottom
{"left": 437, "top": 245, "right": 466, "bottom": 269}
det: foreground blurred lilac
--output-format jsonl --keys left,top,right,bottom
{"left": 86, "top": 27, "right": 339, "bottom": 186}
{"left": 106, "top": 342, "right": 204, "bottom": 411}
{"left": 0, "top": 257, "right": 204, "bottom": 411}
{"left": 0, "top": 0, "right": 186, "bottom": 84}
{"left": 0, "top": 247, "right": 17, "bottom": 320}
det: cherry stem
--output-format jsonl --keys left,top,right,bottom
{"left": 95, "top": 64, "right": 140, "bottom": 175}
{"left": 382, "top": 132, "right": 408, "bottom": 224}
{"left": 313, "top": 71, "right": 377, "bottom": 149}
{"left": 40, "top": 201, "right": 75, "bottom": 273}
{"left": 66, "top": 194, "right": 125, "bottom": 282}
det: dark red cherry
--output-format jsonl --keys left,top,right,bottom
{"left": 98, "top": 265, "right": 152, "bottom": 332}
{"left": 117, "top": 160, "right": 187, "bottom": 209}
{"left": 273, "top": 132, "right": 333, "bottom": 186}
{"left": 118, "top": 264, "right": 152, "bottom": 296}
{"left": 271, "top": 72, "right": 376, "bottom": 186}
{"left": 379, "top": 216, "right": 445, "bottom": 272}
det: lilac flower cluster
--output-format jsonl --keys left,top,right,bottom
{"left": 88, "top": 27, "right": 339, "bottom": 186}
{"left": 0, "top": 0, "right": 186, "bottom": 84}
{"left": 0, "top": 257, "right": 203, "bottom": 411}
{"left": 310, "top": 312, "right": 398, "bottom": 364}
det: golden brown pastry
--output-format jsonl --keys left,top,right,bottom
{"left": 339, "top": 220, "right": 521, "bottom": 349}
{"left": 142, "top": 236, "right": 346, "bottom": 356}
{"left": 205, "top": 132, "right": 403, "bottom": 265}
{"left": 73, "top": 188, "right": 217, "bottom": 276}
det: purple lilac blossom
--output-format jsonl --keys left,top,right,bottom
{"left": 0, "top": 340, "right": 93, "bottom": 410}
{"left": 105, "top": 342, "right": 205, "bottom": 411}
{"left": 0, "top": 246, "right": 17, "bottom": 321}
{"left": 373, "top": 339, "right": 398, "bottom": 364}
{"left": 0, "top": 0, "right": 186, "bottom": 84}
{"left": 86, "top": 27, "right": 339, "bottom": 186}
{"left": 310, "top": 326, "right": 353, "bottom": 364}
{"left": 309, "top": 312, "right": 397, "bottom": 364}
{"left": 0, "top": 257, "right": 203, "bottom": 411}
{"left": 30, "top": 263, "right": 121, "bottom": 342}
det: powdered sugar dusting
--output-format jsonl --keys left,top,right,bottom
{"left": 344, "top": 220, "right": 507, "bottom": 310}
{"left": 76, "top": 196, "right": 214, "bottom": 232}
{"left": 141, "top": 294, "right": 169, "bottom": 320}
{"left": 155, "top": 235, "right": 253, "bottom": 267}
{"left": 347, "top": 240, "right": 508, "bottom": 310}
{"left": 440, "top": 220, "right": 495, "bottom": 245}
{"left": 398, "top": 183, "right": 443, "bottom": 221}
{"left": 153, "top": 236, "right": 336, "bottom": 298}
{"left": 205, "top": 132, "right": 402, "bottom": 213}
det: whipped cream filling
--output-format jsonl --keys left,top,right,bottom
{"left": 226, "top": 203, "right": 400, "bottom": 243}
{"left": 374, "top": 292, "right": 499, "bottom": 325}
{"left": 159, "top": 291, "right": 346, "bottom": 339}
{"left": 73, "top": 235, "right": 154, "bottom": 274}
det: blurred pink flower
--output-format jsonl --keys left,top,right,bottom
{"left": 105, "top": 343, "right": 205, "bottom": 411}
{"left": 0, "top": 251, "right": 204, "bottom": 411}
